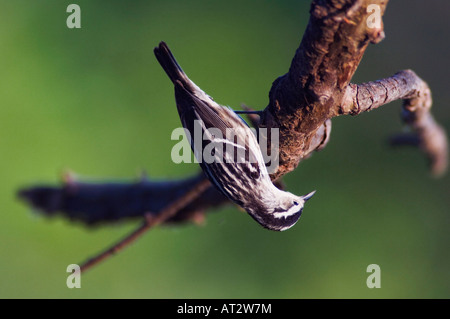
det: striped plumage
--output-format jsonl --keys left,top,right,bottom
{"left": 154, "top": 42, "right": 314, "bottom": 231}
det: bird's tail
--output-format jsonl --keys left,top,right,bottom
{"left": 154, "top": 42, "right": 191, "bottom": 87}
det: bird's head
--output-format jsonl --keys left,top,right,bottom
{"left": 250, "top": 190, "right": 316, "bottom": 231}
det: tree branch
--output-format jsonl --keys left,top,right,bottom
{"left": 262, "top": 0, "right": 388, "bottom": 180}
{"left": 18, "top": 172, "right": 227, "bottom": 226}
{"left": 340, "top": 70, "right": 448, "bottom": 175}
{"left": 79, "top": 177, "right": 211, "bottom": 273}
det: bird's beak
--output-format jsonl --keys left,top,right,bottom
{"left": 302, "top": 190, "right": 316, "bottom": 202}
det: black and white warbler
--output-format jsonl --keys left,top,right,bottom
{"left": 154, "top": 42, "right": 315, "bottom": 231}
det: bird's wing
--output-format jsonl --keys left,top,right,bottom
{"left": 174, "top": 81, "right": 232, "bottom": 138}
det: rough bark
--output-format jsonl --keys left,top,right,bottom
{"left": 262, "top": 0, "right": 388, "bottom": 180}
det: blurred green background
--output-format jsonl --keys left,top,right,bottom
{"left": 1, "top": 0, "right": 449, "bottom": 298}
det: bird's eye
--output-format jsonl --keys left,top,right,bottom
{"left": 293, "top": 201, "right": 299, "bottom": 206}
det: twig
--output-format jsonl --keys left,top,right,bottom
{"left": 341, "top": 70, "right": 448, "bottom": 176}
{"left": 79, "top": 177, "right": 211, "bottom": 273}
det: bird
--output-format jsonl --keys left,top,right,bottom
{"left": 154, "top": 41, "right": 315, "bottom": 231}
